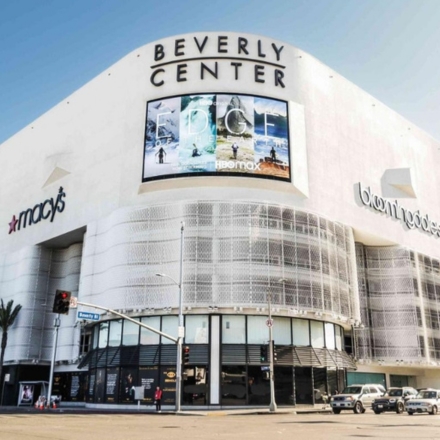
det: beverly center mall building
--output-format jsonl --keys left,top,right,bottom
{"left": 1, "top": 32, "right": 440, "bottom": 408}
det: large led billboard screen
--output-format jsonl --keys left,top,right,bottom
{"left": 142, "top": 93, "right": 290, "bottom": 182}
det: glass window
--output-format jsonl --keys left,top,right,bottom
{"left": 324, "top": 323, "right": 335, "bottom": 350}
{"left": 273, "top": 317, "right": 291, "bottom": 344}
{"left": 222, "top": 315, "right": 245, "bottom": 343}
{"left": 247, "top": 316, "right": 268, "bottom": 344}
{"left": 108, "top": 320, "right": 122, "bottom": 347}
{"left": 98, "top": 322, "right": 109, "bottom": 348}
{"left": 161, "top": 315, "right": 178, "bottom": 345}
{"left": 122, "top": 319, "right": 139, "bottom": 346}
{"left": 140, "top": 316, "right": 160, "bottom": 345}
{"left": 311, "top": 321, "right": 324, "bottom": 348}
{"left": 335, "top": 325, "right": 343, "bottom": 350}
{"left": 221, "top": 366, "right": 247, "bottom": 406}
{"left": 292, "top": 319, "right": 309, "bottom": 346}
{"left": 92, "top": 325, "right": 99, "bottom": 349}
{"left": 185, "top": 315, "right": 209, "bottom": 344}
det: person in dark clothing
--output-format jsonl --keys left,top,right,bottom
{"left": 156, "top": 147, "right": 166, "bottom": 164}
{"left": 270, "top": 146, "right": 277, "bottom": 162}
{"left": 192, "top": 143, "right": 201, "bottom": 157}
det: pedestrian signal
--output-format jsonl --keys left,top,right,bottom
{"left": 260, "top": 345, "right": 268, "bottom": 362}
{"left": 272, "top": 341, "right": 278, "bottom": 363}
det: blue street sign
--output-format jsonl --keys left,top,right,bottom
{"left": 77, "top": 311, "right": 100, "bottom": 321}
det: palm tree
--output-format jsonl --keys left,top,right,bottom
{"left": 0, "top": 299, "right": 22, "bottom": 404}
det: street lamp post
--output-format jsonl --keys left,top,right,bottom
{"left": 267, "top": 291, "right": 277, "bottom": 412}
{"left": 156, "top": 221, "right": 185, "bottom": 412}
{"left": 267, "top": 278, "right": 287, "bottom": 413}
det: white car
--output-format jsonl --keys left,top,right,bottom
{"left": 406, "top": 389, "right": 440, "bottom": 415}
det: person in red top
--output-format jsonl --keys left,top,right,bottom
{"left": 154, "top": 386, "right": 163, "bottom": 412}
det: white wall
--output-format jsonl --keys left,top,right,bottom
{"left": 1, "top": 31, "right": 439, "bottom": 262}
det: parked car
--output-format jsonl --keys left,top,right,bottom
{"left": 406, "top": 389, "right": 440, "bottom": 415}
{"left": 372, "top": 387, "right": 418, "bottom": 414}
{"left": 330, "top": 384, "right": 386, "bottom": 414}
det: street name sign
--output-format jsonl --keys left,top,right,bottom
{"left": 77, "top": 311, "right": 100, "bottom": 321}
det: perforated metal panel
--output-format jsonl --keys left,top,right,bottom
{"left": 79, "top": 201, "right": 357, "bottom": 319}
{"left": 355, "top": 243, "right": 424, "bottom": 362}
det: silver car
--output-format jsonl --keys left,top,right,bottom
{"left": 330, "top": 384, "right": 386, "bottom": 414}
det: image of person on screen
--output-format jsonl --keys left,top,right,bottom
{"left": 192, "top": 144, "right": 202, "bottom": 157}
{"left": 231, "top": 142, "right": 239, "bottom": 159}
{"left": 270, "top": 146, "right": 277, "bottom": 162}
{"left": 155, "top": 146, "right": 166, "bottom": 164}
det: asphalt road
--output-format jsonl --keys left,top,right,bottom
{"left": 1, "top": 411, "right": 439, "bottom": 440}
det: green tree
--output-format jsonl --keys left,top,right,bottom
{"left": 0, "top": 299, "right": 22, "bottom": 404}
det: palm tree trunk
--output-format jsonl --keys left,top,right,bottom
{"left": 0, "top": 331, "right": 7, "bottom": 405}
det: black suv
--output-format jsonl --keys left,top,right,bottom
{"left": 372, "top": 387, "right": 418, "bottom": 414}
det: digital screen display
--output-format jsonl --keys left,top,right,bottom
{"left": 142, "top": 93, "right": 290, "bottom": 182}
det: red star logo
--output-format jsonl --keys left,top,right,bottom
{"left": 8, "top": 215, "right": 18, "bottom": 234}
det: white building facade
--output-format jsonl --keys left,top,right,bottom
{"left": 1, "top": 32, "right": 440, "bottom": 407}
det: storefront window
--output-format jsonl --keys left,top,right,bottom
{"left": 161, "top": 315, "right": 178, "bottom": 344}
{"left": 98, "top": 322, "right": 109, "bottom": 348}
{"left": 247, "top": 316, "right": 267, "bottom": 344}
{"left": 310, "top": 321, "right": 324, "bottom": 348}
{"left": 92, "top": 325, "right": 99, "bottom": 349}
{"left": 247, "top": 365, "right": 270, "bottom": 405}
{"left": 122, "top": 319, "right": 139, "bottom": 346}
{"left": 222, "top": 315, "right": 245, "bottom": 343}
{"left": 292, "top": 319, "right": 309, "bottom": 346}
{"left": 324, "top": 323, "right": 335, "bottom": 350}
{"left": 221, "top": 366, "right": 247, "bottom": 405}
{"left": 313, "top": 367, "right": 327, "bottom": 404}
{"left": 119, "top": 367, "right": 137, "bottom": 403}
{"left": 108, "top": 320, "right": 122, "bottom": 347}
{"left": 335, "top": 325, "right": 343, "bottom": 350}
{"left": 140, "top": 316, "right": 160, "bottom": 345}
{"left": 185, "top": 315, "right": 209, "bottom": 343}
{"left": 295, "top": 367, "right": 313, "bottom": 404}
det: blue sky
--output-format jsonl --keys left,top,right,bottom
{"left": 1, "top": 0, "right": 440, "bottom": 144}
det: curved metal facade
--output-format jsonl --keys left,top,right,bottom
{"left": 79, "top": 201, "right": 358, "bottom": 319}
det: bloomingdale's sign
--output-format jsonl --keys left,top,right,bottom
{"left": 150, "top": 34, "right": 286, "bottom": 88}
{"left": 8, "top": 187, "right": 66, "bottom": 234}
{"left": 358, "top": 183, "right": 440, "bottom": 238}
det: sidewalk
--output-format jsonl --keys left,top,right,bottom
{"left": 0, "top": 405, "right": 332, "bottom": 416}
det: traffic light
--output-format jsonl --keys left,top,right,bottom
{"left": 272, "top": 342, "right": 278, "bottom": 363}
{"left": 52, "top": 290, "right": 71, "bottom": 315}
{"left": 183, "top": 346, "right": 190, "bottom": 364}
{"left": 260, "top": 345, "right": 268, "bottom": 362}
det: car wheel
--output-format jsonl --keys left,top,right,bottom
{"left": 332, "top": 409, "right": 341, "bottom": 414}
{"left": 408, "top": 411, "right": 414, "bottom": 415}
{"left": 374, "top": 410, "right": 382, "bottom": 415}
{"left": 396, "top": 402, "right": 404, "bottom": 414}
{"left": 353, "top": 401, "right": 363, "bottom": 414}
{"left": 430, "top": 406, "right": 437, "bottom": 415}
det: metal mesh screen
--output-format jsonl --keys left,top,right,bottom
{"left": 355, "top": 243, "right": 423, "bottom": 362}
{"left": 79, "top": 201, "right": 357, "bottom": 318}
